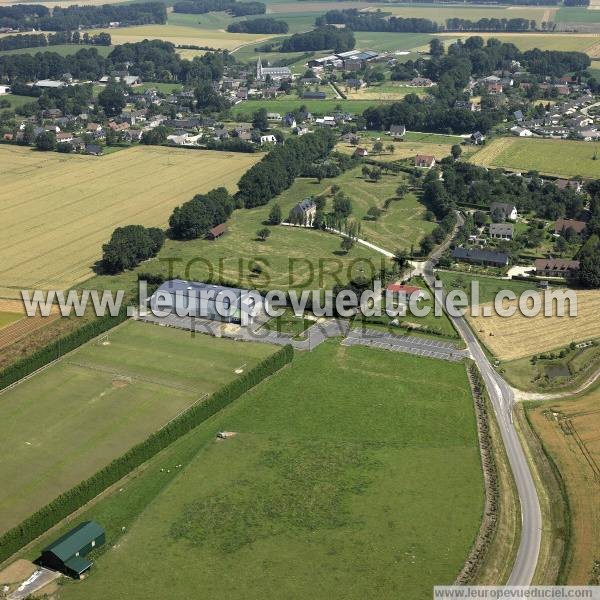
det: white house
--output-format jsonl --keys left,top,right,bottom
{"left": 260, "top": 134, "right": 277, "bottom": 144}
{"left": 510, "top": 126, "right": 533, "bottom": 137}
{"left": 0, "top": 85, "right": 10, "bottom": 95}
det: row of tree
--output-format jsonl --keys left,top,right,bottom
{"left": 0, "top": 31, "right": 110, "bottom": 52}
{"left": 173, "top": 0, "right": 265, "bottom": 16}
{"left": 237, "top": 129, "right": 337, "bottom": 208}
{"left": 446, "top": 18, "right": 535, "bottom": 32}
{"left": 317, "top": 10, "right": 439, "bottom": 33}
{"left": 0, "top": 2, "right": 166, "bottom": 32}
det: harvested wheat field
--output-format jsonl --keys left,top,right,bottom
{"left": 467, "top": 289, "right": 600, "bottom": 360}
{"left": 528, "top": 391, "right": 600, "bottom": 583}
{"left": 0, "top": 145, "right": 260, "bottom": 295}
{"left": 0, "top": 299, "right": 59, "bottom": 350}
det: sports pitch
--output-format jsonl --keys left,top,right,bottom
{"left": 53, "top": 341, "right": 483, "bottom": 600}
{"left": 0, "top": 145, "right": 260, "bottom": 295}
{"left": 0, "top": 319, "right": 275, "bottom": 534}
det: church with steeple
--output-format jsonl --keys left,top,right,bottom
{"left": 256, "top": 57, "right": 292, "bottom": 81}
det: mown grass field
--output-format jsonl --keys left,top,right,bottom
{"left": 0, "top": 320, "right": 275, "bottom": 534}
{"left": 0, "top": 311, "right": 21, "bottom": 330}
{"left": 52, "top": 341, "right": 483, "bottom": 600}
{"left": 336, "top": 136, "right": 455, "bottom": 161}
{"left": 554, "top": 6, "right": 600, "bottom": 23}
{"left": 344, "top": 82, "right": 427, "bottom": 100}
{"left": 468, "top": 137, "right": 600, "bottom": 179}
{"left": 0, "top": 145, "right": 260, "bottom": 295}
{"left": 527, "top": 391, "right": 600, "bottom": 584}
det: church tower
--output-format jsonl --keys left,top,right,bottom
{"left": 256, "top": 57, "right": 263, "bottom": 80}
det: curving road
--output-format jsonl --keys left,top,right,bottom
{"left": 419, "top": 214, "right": 542, "bottom": 585}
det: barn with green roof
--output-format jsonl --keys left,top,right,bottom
{"left": 40, "top": 521, "right": 105, "bottom": 578}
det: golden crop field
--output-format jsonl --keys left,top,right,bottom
{"left": 467, "top": 290, "right": 600, "bottom": 360}
{"left": 0, "top": 146, "right": 260, "bottom": 295}
{"left": 87, "top": 24, "right": 276, "bottom": 51}
{"left": 528, "top": 391, "right": 600, "bottom": 583}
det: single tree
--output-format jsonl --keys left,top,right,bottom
{"left": 451, "top": 144, "right": 462, "bottom": 161}
{"left": 256, "top": 227, "right": 271, "bottom": 241}
{"left": 341, "top": 237, "right": 354, "bottom": 253}
{"left": 35, "top": 130, "right": 56, "bottom": 151}
{"left": 268, "top": 203, "right": 282, "bottom": 225}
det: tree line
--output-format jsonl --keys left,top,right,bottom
{"left": 0, "top": 2, "right": 166, "bottom": 32}
{"left": 0, "top": 31, "right": 110, "bottom": 52}
{"left": 446, "top": 18, "right": 535, "bottom": 32}
{"left": 226, "top": 17, "right": 288, "bottom": 34}
{"left": 280, "top": 26, "right": 355, "bottom": 53}
{"left": 173, "top": 0, "right": 265, "bottom": 16}
{"left": 0, "top": 39, "right": 233, "bottom": 83}
{"left": 317, "top": 10, "right": 439, "bottom": 33}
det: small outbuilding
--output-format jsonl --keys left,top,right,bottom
{"left": 40, "top": 521, "right": 105, "bottom": 578}
{"left": 207, "top": 223, "right": 227, "bottom": 240}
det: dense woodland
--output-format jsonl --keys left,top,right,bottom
{"left": 0, "top": 2, "right": 165, "bottom": 31}
{"left": 226, "top": 18, "right": 288, "bottom": 34}
{"left": 172, "top": 0, "right": 265, "bottom": 16}
{"left": 280, "top": 26, "right": 355, "bottom": 53}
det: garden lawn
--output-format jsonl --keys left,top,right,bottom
{"left": 54, "top": 341, "right": 483, "bottom": 600}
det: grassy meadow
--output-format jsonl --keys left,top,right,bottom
{"left": 468, "top": 137, "right": 600, "bottom": 179}
{"left": 90, "top": 165, "right": 435, "bottom": 296}
{"left": 0, "top": 320, "right": 276, "bottom": 534}
{"left": 230, "top": 97, "right": 391, "bottom": 117}
{"left": 49, "top": 342, "right": 483, "bottom": 600}
{"left": 0, "top": 145, "right": 261, "bottom": 295}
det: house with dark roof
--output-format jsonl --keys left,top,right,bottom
{"left": 302, "top": 91, "right": 327, "bottom": 100}
{"left": 554, "top": 218, "right": 587, "bottom": 236}
{"left": 40, "top": 521, "right": 105, "bottom": 578}
{"left": 489, "top": 223, "right": 514, "bottom": 239}
{"left": 554, "top": 179, "right": 583, "bottom": 193}
{"left": 534, "top": 258, "right": 580, "bottom": 278}
{"left": 452, "top": 247, "right": 509, "bottom": 268}
{"left": 289, "top": 198, "right": 317, "bottom": 226}
{"left": 353, "top": 146, "right": 368, "bottom": 157}
{"left": 389, "top": 124, "right": 406, "bottom": 139}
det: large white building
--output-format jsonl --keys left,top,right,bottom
{"left": 256, "top": 57, "right": 291, "bottom": 81}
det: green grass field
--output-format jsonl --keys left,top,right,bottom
{"left": 231, "top": 97, "right": 389, "bottom": 117}
{"left": 554, "top": 6, "right": 600, "bottom": 23}
{"left": 0, "top": 320, "right": 275, "bottom": 534}
{"left": 469, "top": 137, "right": 600, "bottom": 179}
{"left": 0, "top": 94, "right": 36, "bottom": 110}
{"left": 52, "top": 342, "right": 483, "bottom": 600}
{"left": 0, "top": 44, "right": 112, "bottom": 57}
{"left": 0, "top": 311, "right": 21, "bottom": 330}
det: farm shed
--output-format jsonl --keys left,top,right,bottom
{"left": 40, "top": 521, "right": 105, "bottom": 578}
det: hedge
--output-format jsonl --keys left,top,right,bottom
{"left": 0, "top": 344, "right": 293, "bottom": 563}
{"left": 0, "top": 310, "right": 128, "bottom": 392}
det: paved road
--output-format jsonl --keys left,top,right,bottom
{"left": 423, "top": 214, "right": 541, "bottom": 585}
{"left": 7, "top": 568, "right": 59, "bottom": 600}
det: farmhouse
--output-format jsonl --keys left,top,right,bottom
{"left": 353, "top": 147, "right": 368, "bottom": 157}
{"left": 389, "top": 124, "right": 406, "bottom": 139}
{"left": 534, "top": 258, "right": 580, "bottom": 278}
{"left": 415, "top": 154, "right": 435, "bottom": 169}
{"left": 289, "top": 197, "right": 317, "bottom": 226}
{"left": 40, "top": 521, "right": 105, "bottom": 578}
{"left": 554, "top": 218, "right": 587, "bottom": 236}
{"left": 489, "top": 223, "right": 514, "bottom": 240}
{"left": 510, "top": 126, "right": 533, "bottom": 137}
{"left": 490, "top": 202, "right": 517, "bottom": 222}
{"left": 470, "top": 131, "right": 485, "bottom": 145}
{"left": 555, "top": 179, "right": 583, "bottom": 193}
{"left": 151, "top": 280, "right": 265, "bottom": 325}
{"left": 452, "top": 247, "right": 509, "bottom": 268}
